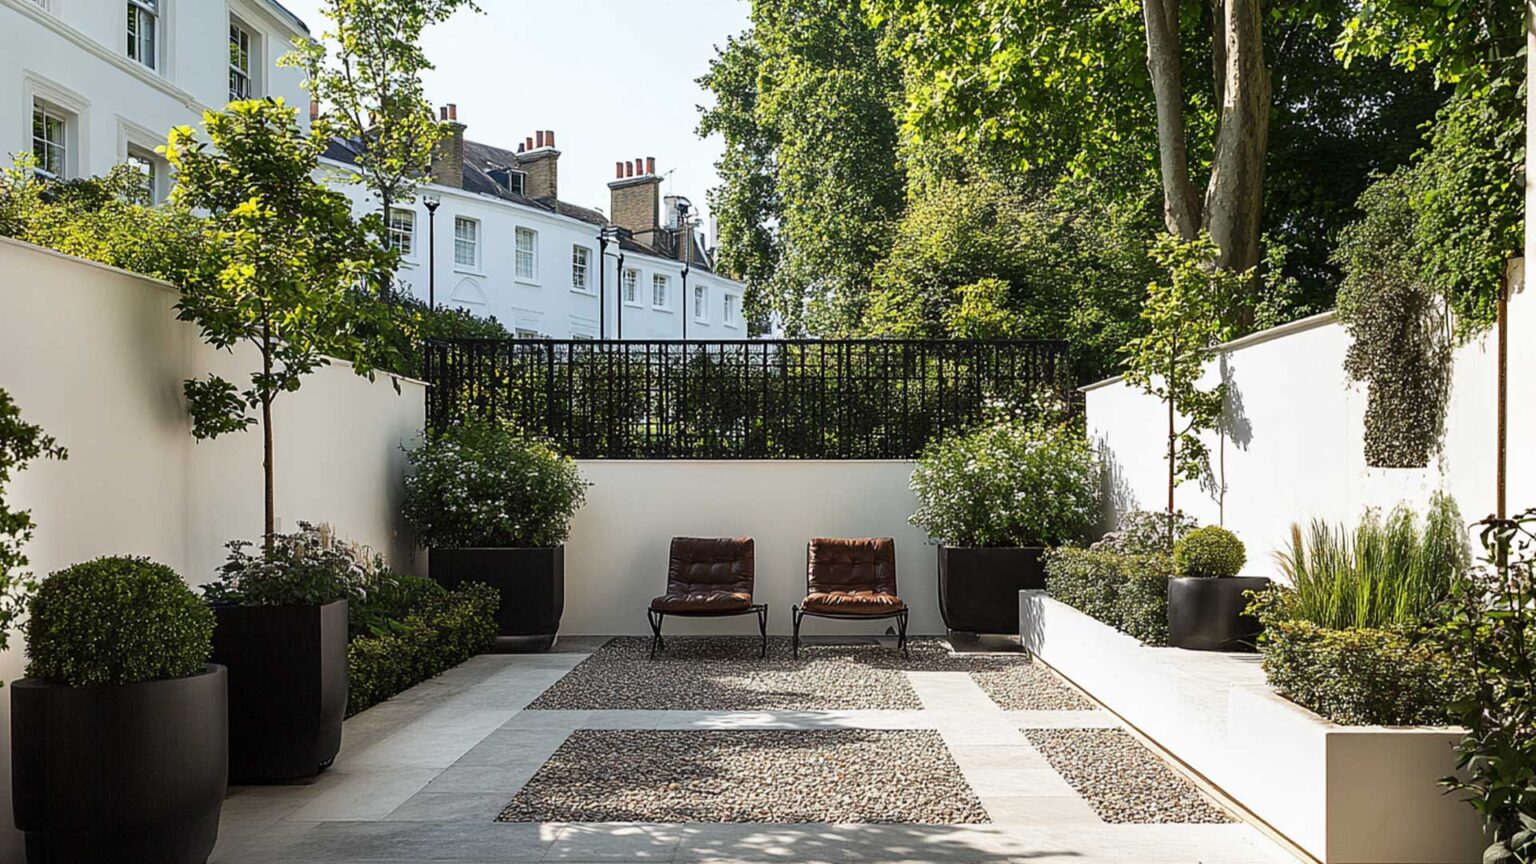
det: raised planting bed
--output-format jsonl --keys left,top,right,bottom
{"left": 1019, "top": 591, "right": 1484, "bottom": 864}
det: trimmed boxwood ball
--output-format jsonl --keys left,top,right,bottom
{"left": 1173, "top": 526, "right": 1246, "bottom": 578}
{"left": 25, "top": 556, "right": 214, "bottom": 686}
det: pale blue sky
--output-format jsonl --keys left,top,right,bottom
{"left": 279, "top": 0, "right": 753, "bottom": 228}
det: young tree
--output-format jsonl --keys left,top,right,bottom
{"left": 284, "top": 0, "right": 481, "bottom": 225}
{"left": 1121, "top": 235, "right": 1244, "bottom": 541}
{"left": 0, "top": 388, "right": 66, "bottom": 659}
{"left": 166, "top": 99, "right": 395, "bottom": 543}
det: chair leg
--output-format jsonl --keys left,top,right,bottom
{"left": 897, "top": 610, "right": 909, "bottom": 659}
{"left": 792, "top": 606, "right": 803, "bottom": 660}
{"left": 647, "top": 609, "right": 665, "bottom": 660}
{"left": 757, "top": 606, "right": 768, "bottom": 658}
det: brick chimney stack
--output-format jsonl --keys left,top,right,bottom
{"left": 430, "top": 103, "right": 466, "bottom": 189}
{"left": 515, "top": 128, "right": 560, "bottom": 200}
{"left": 609, "top": 157, "right": 662, "bottom": 240}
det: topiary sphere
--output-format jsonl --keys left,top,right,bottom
{"left": 1173, "top": 526, "right": 1247, "bottom": 578}
{"left": 24, "top": 556, "right": 214, "bottom": 687}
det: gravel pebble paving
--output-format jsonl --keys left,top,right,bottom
{"left": 1024, "top": 729, "right": 1233, "bottom": 824}
{"left": 498, "top": 729, "right": 988, "bottom": 824}
{"left": 529, "top": 637, "right": 1080, "bottom": 711}
{"left": 971, "top": 665, "right": 1095, "bottom": 711}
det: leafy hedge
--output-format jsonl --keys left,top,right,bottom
{"left": 347, "top": 581, "right": 498, "bottom": 717}
{"left": 1045, "top": 547, "right": 1171, "bottom": 645}
{"left": 1251, "top": 590, "right": 1458, "bottom": 725}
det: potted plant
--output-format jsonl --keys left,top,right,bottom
{"left": 1166, "top": 525, "right": 1270, "bottom": 650}
{"left": 910, "top": 405, "right": 1101, "bottom": 636}
{"left": 13, "top": 557, "right": 225, "bottom": 864}
{"left": 203, "top": 523, "right": 361, "bottom": 783}
{"left": 403, "top": 418, "right": 588, "bottom": 652}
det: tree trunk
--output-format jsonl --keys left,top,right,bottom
{"left": 1203, "top": 0, "right": 1269, "bottom": 290}
{"left": 261, "top": 318, "right": 275, "bottom": 550}
{"left": 1142, "top": 0, "right": 1202, "bottom": 241}
{"left": 1167, "top": 333, "right": 1177, "bottom": 547}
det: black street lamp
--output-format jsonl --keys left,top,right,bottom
{"left": 598, "top": 224, "right": 624, "bottom": 339}
{"left": 677, "top": 200, "right": 693, "bottom": 340}
{"left": 422, "top": 192, "right": 441, "bottom": 309}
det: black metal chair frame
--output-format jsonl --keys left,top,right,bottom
{"left": 791, "top": 544, "right": 909, "bottom": 660}
{"left": 647, "top": 605, "right": 768, "bottom": 660}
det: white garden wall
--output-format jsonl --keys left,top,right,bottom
{"left": 563, "top": 460, "right": 941, "bottom": 636}
{"left": 0, "top": 236, "right": 426, "bottom": 858}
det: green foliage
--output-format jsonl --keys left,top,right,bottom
{"left": 1121, "top": 235, "right": 1242, "bottom": 516}
{"left": 284, "top": 0, "right": 481, "bottom": 219}
{"left": 347, "top": 582, "right": 498, "bottom": 717}
{"left": 403, "top": 419, "right": 588, "bottom": 549}
{"left": 1045, "top": 547, "right": 1171, "bottom": 646}
{"left": 167, "top": 99, "right": 400, "bottom": 537}
{"left": 366, "top": 292, "right": 512, "bottom": 379}
{"left": 910, "top": 408, "right": 1101, "bottom": 548}
{"left": 1275, "top": 493, "right": 1469, "bottom": 631}
{"left": 1173, "top": 526, "right": 1246, "bottom": 578}
{"left": 349, "top": 570, "right": 444, "bottom": 641}
{"left": 1253, "top": 591, "right": 1458, "bottom": 726}
{"left": 204, "top": 522, "right": 373, "bottom": 607}
{"left": 1441, "top": 510, "right": 1536, "bottom": 864}
{"left": 1095, "top": 509, "right": 1198, "bottom": 555}
{"left": 24, "top": 557, "right": 213, "bottom": 687}
{"left": 0, "top": 389, "right": 66, "bottom": 661}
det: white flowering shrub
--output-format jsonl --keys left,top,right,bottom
{"left": 909, "top": 409, "right": 1101, "bottom": 548}
{"left": 403, "top": 419, "right": 588, "bottom": 548}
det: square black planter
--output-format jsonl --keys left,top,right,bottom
{"left": 937, "top": 545, "right": 1046, "bottom": 635}
{"left": 211, "top": 599, "right": 348, "bottom": 783}
{"left": 1166, "top": 576, "right": 1272, "bottom": 651}
{"left": 430, "top": 546, "right": 564, "bottom": 653}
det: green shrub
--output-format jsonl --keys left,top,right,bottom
{"left": 346, "top": 582, "right": 498, "bottom": 716}
{"left": 403, "top": 419, "right": 588, "bottom": 549}
{"left": 1277, "top": 492, "right": 1468, "bottom": 630}
{"left": 1253, "top": 591, "right": 1457, "bottom": 725}
{"left": 203, "top": 522, "right": 369, "bottom": 607}
{"left": 1174, "top": 526, "right": 1246, "bottom": 578}
{"left": 349, "top": 570, "right": 445, "bottom": 641}
{"left": 1094, "top": 509, "right": 1198, "bottom": 555}
{"left": 910, "top": 410, "right": 1101, "bottom": 548}
{"left": 25, "top": 557, "right": 213, "bottom": 686}
{"left": 1045, "top": 547, "right": 1170, "bottom": 645}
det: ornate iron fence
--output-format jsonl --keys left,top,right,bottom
{"left": 423, "top": 339, "right": 1074, "bottom": 459}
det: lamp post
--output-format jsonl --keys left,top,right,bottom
{"left": 677, "top": 201, "right": 692, "bottom": 340}
{"left": 422, "top": 192, "right": 441, "bottom": 309}
{"left": 598, "top": 225, "right": 624, "bottom": 339}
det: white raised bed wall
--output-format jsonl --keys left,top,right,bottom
{"left": 1021, "top": 592, "right": 1483, "bottom": 864}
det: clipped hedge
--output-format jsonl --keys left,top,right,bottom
{"left": 1259, "top": 618, "right": 1458, "bottom": 725}
{"left": 347, "top": 582, "right": 498, "bottom": 717}
{"left": 1045, "top": 548, "right": 1171, "bottom": 645}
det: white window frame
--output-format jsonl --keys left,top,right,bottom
{"left": 453, "top": 216, "right": 480, "bottom": 271}
{"left": 651, "top": 274, "right": 671, "bottom": 311}
{"left": 514, "top": 327, "right": 541, "bottom": 339}
{"left": 723, "top": 294, "right": 740, "bottom": 329}
{"left": 228, "top": 17, "right": 257, "bottom": 102}
{"left": 387, "top": 208, "right": 416, "bottom": 259}
{"left": 127, "top": 0, "right": 160, "bottom": 71}
{"left": 125, "top": 146, "right": 159, "bottom": 203}
{"left": 693, "top": 283, "right": 708, "bottom": 323}
{"left": 571, "top": 245, "right": 592, "bottom": 294}
{"left": 31, "top": 101, "right": 70, "bottom": 178}
{"left": 514, "top": 227, "right": 538, "bottom": 282}
{"left": 621, "top": 268, "right": 641, "bottom": 307}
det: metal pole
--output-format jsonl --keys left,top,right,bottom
{"left": 617, "top": 250, "right": 626, "bottom": 339}
{"left": 424, "top": 198, "right": 441, "bottom": 310}
{"left": 598, "top": 232, "right": 608, "bottom": 339}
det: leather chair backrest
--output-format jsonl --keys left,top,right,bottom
{"left": 667, "top": 537, "right": 755, "bottom": 598}
{"left": 806, "top": 537, "right": 897, "bottom": 595}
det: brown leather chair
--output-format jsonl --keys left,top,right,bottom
{"left": 792, "top": 537, "right": 909, "bottom": 659}
{"left": 647, "top": 537, "right": 766, "bottom": 659}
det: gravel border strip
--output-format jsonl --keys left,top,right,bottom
{"left": 1023, "top": 728, "right": 1232, "bottom": 824}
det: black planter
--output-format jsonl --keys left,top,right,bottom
{"left": 1167, "top": 576, "right": 1273, "bottom": 651}
{"left": 12, "top": 665, "right": 228, "bottom": 864}
{"left": 430, "top": 546, "right": 564, "bottom": 652}
{"left": 210, "top": 599, "right": 347, "bottom": 783}
{"left": 937, "top": 545, "right": 1046, "bottom": 635}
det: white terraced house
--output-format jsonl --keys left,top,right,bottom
{"left": 324, "top": 107, "right": 750, "bottom": 340}
{"left": 1, "top": 0, "right": 311, "bottom": 201}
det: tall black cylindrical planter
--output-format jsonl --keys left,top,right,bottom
{"left": 211, "top": 599, "right": 348, "bottom": 782}
{"left": 1167, "top": 576, "right": 1272, "bottom": 651}
{"left": 430, "top": 546, "right": 564, "bottom": 652}
{"left": 12, "top": 665, "right": 228, "bottom": 864}
{"left": 937, "top": 545, "right": 1046, "bottom": 635}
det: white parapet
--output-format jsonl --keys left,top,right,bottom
{"left": 1019, "top": 591, "right": 1485, "bottom": 864}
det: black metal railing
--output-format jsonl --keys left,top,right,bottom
{"left": 424, "top": 339, "right": 1073, "bottom": 459}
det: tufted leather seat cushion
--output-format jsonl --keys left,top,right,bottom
{"left": 802, "top": 537, "right": 902, "bottom": 615}
{"left": 650, "top": 537, "right": 755, "bottom": 614}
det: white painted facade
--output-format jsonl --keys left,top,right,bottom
{"left": 1, "top": 0, "right": 310, "bottom": 199}
{"left": 327, "top": 168, "right": 750, "bottom": 340}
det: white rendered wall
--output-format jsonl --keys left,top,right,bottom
{"left": 561, "top": 460, "right": 941, "bottom": 637}
{"left": 0, "top": 236, "right": 425, "bottom": 857}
